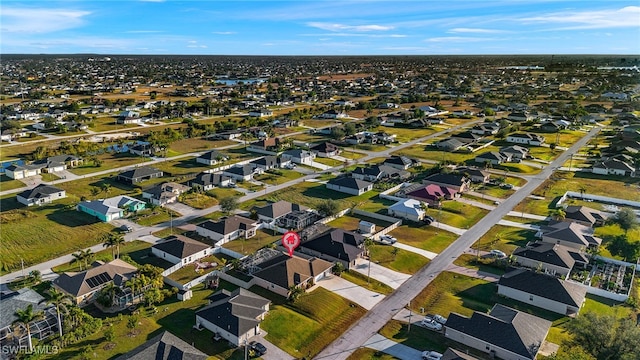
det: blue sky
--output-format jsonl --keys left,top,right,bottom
{"left": 1, "top": 0, "right": 639, "bottom": 55}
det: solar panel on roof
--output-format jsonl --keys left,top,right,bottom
{"left": 85, "top": 272, "right": 112, "bottom": 288}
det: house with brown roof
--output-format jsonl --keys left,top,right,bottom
{"left": 195, "top": 215, "right": 258, "bottom": 246}
{"left": 254, "top": 200, "right": 309, "bottom": 223}
{"left": 251, "top": 253, "right": 333, "bottom": 297}
{"left": 405, "top": 184, "right": 458, "bottom": 208}
{"left": 53, "top": 259, "right": 138, "bottom": 306}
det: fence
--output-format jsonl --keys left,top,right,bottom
{"left": 260, "top": 222, "right": 289, "bottom": 234}
{"left": 161, "top": 262, "right": 184, "bottom": 277}
{"left": 557, "top": 191, "right": 640, "bottom": 209}
{"left": 352, "top": 209, "right": 403, "bottom": 241}
{"left": 378, "top": 182, "right": 409, "bottom": 202}
{"left": 213, "top": 246, "right": 245, "bottom": 259}
{"left": 316, "top": 208, "right": 351, "bottom": 225}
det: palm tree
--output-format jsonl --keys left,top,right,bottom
{"left": 103, "top": 233, "right": 125, "bottom": 259}
{"left": 71, "top": 251, "right": 85, "bottom": 271}
{"left": 364, "top": 238, "right": 375, "bottom": 284}
{"left": 80, "top": 249, "right": 94, "bottom": 270}
{"left": 13, "top": 304, "right": 44, "bottom": 353}
{"left": 42, "top": 288, "right": 72, "bottom": 337}
{"left": 549, "top": 208, "right": 566, "bottom": 221}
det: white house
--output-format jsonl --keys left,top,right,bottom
{"left": 196, "top": 151, "right": 229, "bottom": 166}
{"left": 4, "top": 164, "right": 43, "bottom": 179}
{"left": 326, "top": 177, "right": 373, "bottom": 196}
{"left": 506, "top": 133, "right": 545, "bottom": 146}
{"left": 151, "top": 235, "right": 212, "bottom": 266}
{"left": 222, "top": 165, "right": 256, "bottom": 182}
{"left": 280, "top": 149, "right": 315, "bottom": 165}
{"left": 195, "top": 215, "right": 258, "bottom": 246}
{"left": 248, "top": 109, "right": 273, "bottom": 117}
{"left": 592, "top": 159, "right": 636, "bottom": 177}
{"left": 16, "top": 184, "right": 66, "bottom": 206}
{"left": 387, "top": 199, "right": 425, "bottom": 222}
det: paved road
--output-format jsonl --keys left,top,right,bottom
{"left": 315, "top": 126, "right": 601, "bottom": 360}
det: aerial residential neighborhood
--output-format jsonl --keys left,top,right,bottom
{"left": 1, "top": 52, "right": 639, "bottom": 360}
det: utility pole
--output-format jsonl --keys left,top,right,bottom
{"left": 21, "top": 258, "right": 25, "bottom": 279}
{"left": 407, "top": 301, "right": 412, "bottom": 332}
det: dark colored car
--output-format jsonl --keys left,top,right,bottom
{"left": 250, "top": 341, "right": 267, "bottom": 355}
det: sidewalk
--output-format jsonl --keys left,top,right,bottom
{"left": 352, "top": 258, "right": 410, "bottom": 289}
{"left": 393, "top": 243, "right": 437, "bottom": 260}
{"left": 363, "top": 334, "right": 422, "bottom": 360}
{"left": 444, "top": 264, "right": 501, "bottom": 282}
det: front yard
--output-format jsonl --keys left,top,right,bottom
{"left": 389, "top": 224, "right": 458, "bottom": 254}
{"left": 221, "top": 230, "right": 281, "bottom": 256}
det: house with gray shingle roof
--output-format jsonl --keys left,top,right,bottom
{"left": 117, "top": 166, "right": 163, "bottom": 184}
{"left": 326, "top": 177, "right": 373, "bottom": 196}
{"left": 195, "top": 215, "right": 258, "bottom": 246}
{"left": 114, "top": 330, "right": 207, "bottom": 360}
{"left": 17, "top": 184, "right": 66, "bottom": 206}
{"left": 0, "top": 288, "right": 58, "bottom": 348}
{"left": 151, "top": 235, "right": 212, "bottom": 266}
{"left": 445, "top": 304, "right": 551, "bottom": 360}
{"left": 298, "top": 228, "right": 365, "bottom": 269}
{"left": 512, "top": 242, "right": 588, "bottom": 277}
{"left": 251, "top": 253, "right": 333, "bottom": 297}
{"left": 538, "top": 221, "right": 602, "bottom": 250}
{"left": 254, "top": 200, "right": 309, "bottom": 223}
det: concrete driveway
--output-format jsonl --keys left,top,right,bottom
{"left": 164, "top": 201, "right": 198, "bottom": 216}
{"left": 352, "top": 258, "right": 410, "bottom": 289}
{"left": 393, "top": 243, "right": 437, "bottom": 259}
{"left": 251, "top": 332, "right": 295, "bottom": 360}
{"left": 364, "top": 334, "right": 422, "bottom": 360}
{"left": 317, "top": 275, "right": 385, "bottom": 310}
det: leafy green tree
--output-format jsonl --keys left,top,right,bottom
{"left": 287, "top": 285, "right": 305, "bottom": 302}
{"left": 104, "top": 327, "right": 115, "bottom": 342}
{"left": 613, "top": 208, "right": 637, "bottom": 234}
{"left": 330, "top": 127, "right": 345, "bottom": 140}
{"left": 219, "top": 196, "right": 239, "bottom": 215}
{"left": 549, "top": 208, "right": 566, "bottom": 221}
{"left": 344, "top": 123, "right": 356, "bottom": 136}
{"left": 333, "top": 262, "right": 345, "bottom": 277}
{"left": 317, "top": 199, "right": 339, "bottom": 217}
{"left": 567, "top": 312, "right": 640, "bottom": 360}
{"left": 103, "top": 233, "right": 126, "bottom": 259}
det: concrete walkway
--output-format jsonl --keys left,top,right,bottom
{"left": 393, "top": 243, "right": 438, "bottom": 260}
{"left": 497, "top": 219, "right": 541, "bottom": 231}
{"left": 316, "top": 275, "right": 385, "bottom": 310}
{"left": 352, "top": 258, "right": 411, "bottom": 289}
{"left": 444, "top": 264, "right": 501, "bottom": 282}
{"left": 363, "top": 334, "right": 422, "bottom": 360}
{"left": 506, "top": 211, "right": 547, "bottom": 221}
{"left": 431, "top": 222, "right": 466, "bottom": 236}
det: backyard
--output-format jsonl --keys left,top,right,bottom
{"left": 221, "top": 230, "right": 281, "bottom": 256}
{"left": 389, "top": 224, "right": 459, "bottom": 254}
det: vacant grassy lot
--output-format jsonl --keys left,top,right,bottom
{"left": 180, "top": 191, "right": 218, "bottom": 209}
{"left": 369, "top": 244, "right": 430, "bottom": 274}
{"left": 169, "top": 138, "right": 237, "bottom": 154}
{"left": 254, "top": 169, "right": 303, "bottom": 185}
{"left": 152, "top": 157, "right": 212, "bottom": 176}
{"left": 473, "top": 224, "right": 538, "bottom": 254}
{"left": 389, "top": 224, "right": 458, "bottom": 254}
{"left": 327, "top": 213, "right": 393, "bottom": 232}
{"left": 131, "top": 207, "right": 181, "bottom": 226}
{"left": 0, "top": 174, "right": 26, "bottom": 191}
{"left": 0, "top": 197, "right": 114, "bottom": 274}
{"left": 221, "top": 230, "right": 280, "bottom": 256}
{"left": 341, "top": 270, "right": 394, "bottom": 295}
{"left": 356, "top": 195, "right": 397, "bottom": 214}
{"left": 514, "top": 171, "right": 640, "bottom": 216}
{"left": 70, "top": 152, "right": 150, "bottom": 175}
{"left": 314, "top": 157, "right": 344, "bottom": 167}
{"left": 435, "top": 200, "right": 489, "bottom": 229}
{"left": 533, "top": 129, "right": 587, "bottom": 147}
{"left": 56, "top": 174, "right": 137, "bottom": 200}
{"left": 257, "top": 286, "right": 367, "bottom": 358}
{"left": 379, "top": 126, "right": 438, "bottom": 143}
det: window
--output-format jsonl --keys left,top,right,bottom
{"left": 530, "top": 295, "right": 534, "bottom": 301}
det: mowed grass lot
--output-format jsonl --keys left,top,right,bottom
{"left": 389, "top": 224, "right": 458, "bottom": 254}
{"left": 221, "top": 230, "right": 281, "bottom": 256}
{"left": 256, "top": 286, "right": 367, "bottom": 358}
{"left": 514, "top": 171, "right": 640, "bottom": 216}
{"left": 473, "top": 224, "right": 538, "bottom": 254}
{"left": 379, "top": 126, "right": 438, "bottom": 142}
{"left": 0, "top": 196, "right": 114, "bottom": 273}
{"left": 347, "top": 348, "right": 399, "bottom": 360}
{"left": 534, "top": 129, "right": 588, "bottom": 148}
{"left": 52, "top": 240, "right": 153, "bottom": 273}
{"left": 152, "top": 157, "right": 212, "bottom": 176}
{"left": 180, "top": 192, "right": 218, "bottom": 209}
{"left": 369, "top": 244, "right": 429, "bottom": 274}
{"left": 169, "top": 138, "right": 237, "bottom": 154}
{"left": 70, "top": 152, "right": 151, "bottom": 176}
{"left": 254, "top": 169, "right": 303, "bottom": 185}
{"left": 435, "top": 200, "right": 489, "bottom": 229}
{"left": 0, "top": 174, "right": 26, "bottom": 191}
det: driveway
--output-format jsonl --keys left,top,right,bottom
{"left": 364, "top": 334, "right": 422, "bottom": 360}
{"left": 164, "top": 202, "right": 198, "bottom": 216}
{"left": 352, "top": 258, "right": 411, "bottom": 289}
{"left": 393, "top": 243, "right": 437, "bottom": 260}
{"left": 317, "top": 275, "right": 385, "bottom": 310}
{"left": 247, "top": 331, "right": 295, "bottom": 360}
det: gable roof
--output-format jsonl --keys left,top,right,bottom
{"left": 310, "top": 142, "right": 339, "bottom": 153}
{"left": 152, "top": 235, "right": 211, "bottom": 259}
{"left": 327, "top": 177, "right": 372, "bottom": 190}
{"left": 197, "top": 150, "right": 228, "bottom": 161}
{"left": 542, "top": 222, "right": 602, "bottom": 247}
{"left": 389, "top": 199, "right": 425, "bottom": 216}
{"left": 17, "top": 184, "right": 64, "bottom": 200}
{"left": 196, "top": 215, "right": 257, "bottom": 236}
{"left": 512, "top": 242, "right": 586, "bottom": 269}
{"left": 191, "top": 172, "right": 230, "bottom": 186}
{"left": 0, "top": 288, "right": 50, "bottom": 331}
{"left": 300, "top": 228, "right": 364, "bottom": 262}
{"left": 254, "top": 200, "right": 308, "bottom": 220}
{"left": 53, "top": 259, "right": 138, "bottom": 297}
{"left": 118, "top": 166, "right": 163, "bottom": 180}
{"left": 195, "top": 288, "right": 270, "bottom": 337}
{"left": 564, "top": 205, "right": 607, "bottom": 225}
{"left": 383, "top": 156, "right": 412, "bottom": 167}
{"left": 115, "top": 331, "right": 207, "bottom": 360}
{"left": 499, "top": 269, "right": 587, "bottom": 308}
{"left": 406, "top": 184, "right": 457, "bottom": 200}
{"left": 252, "top": 253, "right": 333, "bottom": 289}
{"left": 446, "top": 304, "right": 551, "bottom": 360}
{"left": 424, "top": 173, "right": 469, "bottom": 187}
{"left": 224, "top": 164, "right": 254, "bottom": 176}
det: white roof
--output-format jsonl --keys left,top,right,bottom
{"left": 389, "top": 199, "right": 425, "bottom": 216}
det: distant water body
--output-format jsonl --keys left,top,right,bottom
{"left": 214, "top": 78, "right": 267, "bottom": 85}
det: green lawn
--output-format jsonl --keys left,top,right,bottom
{"left": 40, "top": 172, "right": 60, "bottom": 182}
{"left": 534, "top": 129, "right": 587, "bottom": 148}
{"left": 221, "top": 230, "right": 281, "bottom": 256}
{"left": 392, "top": 145, "right": 474, "bottom": 164}
{"left": 169, "top": 138, "right": 237, "bottom": 154}
{"left": 379, "top": 126, "right": 437, "bottom": 143}
{"left": 453, "top": 254, "right": 506, "bottom": 276}
{"left": 0, "top": 174, "right": 25, "bottom": 191}
{"left": 56, "top": 175, "right": 138, "bottom": 200}
{"left": 131, "top": 207, "right": 181, "bottom": 226}
{"left": 69, "top": 152, "right": 151, "bottom": 176}
{"left": 52, "top": 240, "right": 153, "bottom": 273}
{"left": 180, "top": 192, "right": 218, "bottom": 209}
{"left": 314, "top": 157, "right": 344, "bottom": 167}
{"left": 341, "top": 270, "right": 394, "bottom": 295}
{"left": 327, "top": 213, "right": 393, "bottom": 232}
{"left": 257, "top": 286, "right": 367, "bottom": 358}
{"left": 0, "top": 197, "right": 114, "bottom": 274}
{"left": 369, "top": 245, "right": 430, "bottom": 274}
{"left": 253, "top": 169, "right": 303, "bottom": 185}
{"left": 152, "top": 157, "right": 212, "bottom": 176}
{"left": 166, "top": 254, "right": 228, "bottom": 283}
{"left": 347, "top": 348, "right": 399, "bottom": 360}
{"left": 435, "top": 201, "right": 489, "bottom": 229}
{"left": 356, "top": 196, "right": 397, "bottom": 214}
{"left": 473, "top": 224, "right": 538, "bottom": 254}
{"left": 389, "top": 224, "right": 458, "bottom": 254}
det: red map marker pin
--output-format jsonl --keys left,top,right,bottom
{"left": 282, "top": 231, "right": 301, "bottom": 257}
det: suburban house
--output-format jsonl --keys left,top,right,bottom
{"left": 279, "top": 210, "right": 318, "bottom": 230}
{"left": 281, "top": 149, "right": 316, "bottom": 165}
{"left": 190, "top": 172, "right": 233, "bottom": 191}
{"left": 507, "top": 133, "right": 545, "bottom": 146}
{"left": 298, "top": 228, "right": 365, "bottom": 269}
{"left": 254, "top": 200, "right": 308, "bottom": 223}
{"left": 383, "top": 156, "right": 415, "bottom": 170}
{"left": 445, "top": 304, "right": 551, "bottom": 360}
{"left": 507, "top": 111, "right": 533, "bottom": 122}
{"left": 151, "top": 235, "right": 212, "bottom": 266}
{"left": 539, "top": 122, "right": 562, "bottom": 132}
{"left": 326, "top": 177, "right": 373, "bottom": 196}
{"left": 592, "top": 158, "right": 636, "bottom": 177}
{"left": 251, "top": 253, "right": 333, "bottom": 297}
{"left": 194, "top": 288, "right": 270, "bottom": 347}
{"left": 320, "top": 109, "right": 347, "bottom": 119}
{"left": 345, "top": 133, "right": 365, "bottom": 145}
{"left": 450, "top": 131, "right": 482, "bottom": 144}
{"left": 77, "top": 195, "right": 146, "bottom": 222}
{"left": 311, "top": 142, "right": 341, "bottom": 157}
{"left": 471, "top": 122, "right": 500, "bottom": 135}
{"left": 53, "top": 259, "right": 138, "bottom": 306}
{"left": 563, "top": 206, "right": 608, "bottom": 227}
{"left": 142, "top": 182, "right": 190, "bottom": 206}
{"left": 351, "top": 164, "right": 409, "bottom": 182}
{"left": 512, "top": 242, "right": 588, "bottom": 277}
{"left": 455, "top": 166, "right": 490, "bottom": 183}
{"left": 538, "top": 221, "right": 602, "bottom": 250}
{"left": 0, "top": 288, "right": 58, "bottom": 349}
{"left": 249, "top": 156, "right": 281, "bottom": 171}
{"left": 32, "top": 154, "right": 83, "bottom": 173}
{"left": 116, "top": 167, "right": 164, "bottom": 184}
{"left": 115, "top": 331, "right": 207, "bottom": 360}
{"left": 422, "top": 173, "right": 471, "bottom": 193}
{"left": 436, "top": 138, "right": 466, "bottom": 152}
{"left": 223, "top": 165, "right": 257, "bottom": 182}
{"left": 16, "top": 184, "right": 66, "bottom": 206}
{"left": 129, "top": 143, "right": 160, "bottom": 157}
{"left": 117, "top": 110, "right": 142, "bottom": 124}
{"left": 247, "top": 138, "right": 283, "bottom": 154}
{"left": 248, "top": 108, "right": 273, "bottom": 117}
{"left": 4, "top": 163, "right": 43, "bottom": 180}
{"left": 387, "top": 199, "right": 425, "bottom": 222}
{"left": 196, "top": 150, "right": 229, "bottom": 166}
{"left": 497, "top": 269, "right": 587, "bottom": 316}
{"left": 405, "top": 184, "right": 458, "bottom": 207}
{"left": 475, "top": 151, "right": 511, "bottom": 165}
{"left": 195, "top": 215, "right": 258, "bottom": 246}
{"left": 500, "top": 145, "right": 529, "bottom": 161}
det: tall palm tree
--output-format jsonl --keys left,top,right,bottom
{"left": 80, "top": 249, "right": 94, "bottom": 270}
{"left": 71, "top": 251, "right": 85, "bottom": 271}
{"left": 13, "top": 304, "right": 44, "bottom": 353}
{"left": 42, "top": 288, "right": 72, "bottom": 338}
{"left": 103, "top": 233, "right": 125, "bottom": 259}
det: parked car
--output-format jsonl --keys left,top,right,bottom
{"left": 420, "top": 318, "right": 442, "bottom": 331}
{"left": 422, "top": 350, "right": 443, "bottom": 360}
{"left": 379, "top": 234, "right": 397, "bottom": 244}
{"left": 424, "top": 215, "right": 435, "bottom": 222}
{"left": 490, "top": 249, "right": 507, "bottom": 258}
{"left": 432, "top": 314, "right": 447, "bottom": 324}
{"left": 250, "top": 341, "right": 267, "bottom": 355}
{"left": 120, "top": 224, "right": 133, "bottom": 233}
{"left": 501, "top": 183, "right": 514, "bottom": 189}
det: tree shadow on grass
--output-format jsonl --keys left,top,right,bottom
{"left": 46, "top": 207, "right": 102, "bottom": 227}
{"left": 0, "top": 196, "right": 21, "bottom": 212}
{"left": 302, "top": 183, "right": 352, "bottom": 200}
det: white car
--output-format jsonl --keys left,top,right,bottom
{"left": 432, "top": 314, "right": 447, "bottom": 324}
{"left": 490, "top": 249, "right": 507, "bottom": 258}
{"left": 420, "top": 318, "right": 442, "bottom": 331}
{"left": 422, "top": 351, "right": 443, "bottom": 360}
{"left": 378, "top": 235, "right": 397, "bottom": 244}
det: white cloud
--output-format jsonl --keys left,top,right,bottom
{"left": 212, "top": 31, "right": 236, "bottom": 35}
{"left": 426, "top": 36, "right": 497, "bottom": 43}
{"left": 1, "top": 7, "right": 90, "bottom": 33}
{"left": 448, "top": 28, "right": 508, "bottom": 34}
{"left": 306, "top": 22, "right": 393, "bottom": 32}
{"left": 125, "top": 30, "right": 164, "bottom": 34}
{"left": 521, "top": 6, "right": 640, "bottom": 30}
